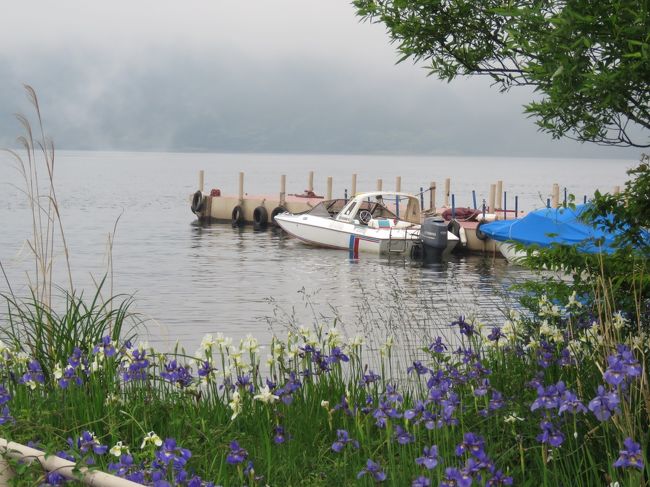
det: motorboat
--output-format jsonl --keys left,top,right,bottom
{"left": 274, "top": 191, "right": 459, "bottom": 259}
{"left": 478, "top": 204, "right": 630, "bottom": 264}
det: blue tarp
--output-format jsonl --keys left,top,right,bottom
{"left": 479, "top": 205, "right": 621, "bottom": 254}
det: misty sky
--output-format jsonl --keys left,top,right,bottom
{"left": 0, "top": 1, "right": 642, "bottom": 159}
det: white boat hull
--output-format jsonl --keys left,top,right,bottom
{"left": 498, "top": 242, "right": 527, "bottom": 264}
{"left": 275, "top": 213, "right": 458, "bottom": 257}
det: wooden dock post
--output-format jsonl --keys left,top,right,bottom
{"left": 280, "top": 174, "right": 286, "bottom": 207}
{"left": 238, "top": 172, "right": 244, "bottom": 205}
{"left": 444, "top": 178, "right": 450, "bottom": 207}
{"left": 552, "top": 183, "right": 560, "bottom": 208}
{"left": 488, "top": 184, "right": 496, "bottom": 212}
{"left": 377, "top": 178, "right": 383, "bottom": 191}
{"left": 395, "top": 176, "right": 402, "bottom": 193}
{"left": 430, "top": 181, "right": 436, "bottom": 212}
{"left": 496, "top": 180, "right": 503, "bottom": 210}
{"left": 198, "top": 170, "right": 205, "bottom": 192}
{"left": 351, "top": 174, "right": 357, "bottom": 197}
{"left": 327, "top": 177, "right": 333, "bottom": 200}
{"left": 308, "top": 171, "right": 314, "bottom": 192}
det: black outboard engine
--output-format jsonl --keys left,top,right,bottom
{"left": 421, "top": 216, "right": 448, "bottom": 261}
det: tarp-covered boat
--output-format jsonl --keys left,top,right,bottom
{"left": 479, "top": 205, "right": 625, "bottom": 263}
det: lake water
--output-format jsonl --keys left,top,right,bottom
{"left": 0, "top": 151, "right": 634, "bottom": 353}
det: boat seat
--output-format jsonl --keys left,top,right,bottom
{"left": 367, "top": 218, "right": 414, "bottom": 229}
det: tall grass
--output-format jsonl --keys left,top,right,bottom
{"left": 0, "top": 86, "right": 138, "bottom": 378}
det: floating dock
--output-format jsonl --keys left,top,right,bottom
{"left": 189, "top": 170, "right": 619, "bottom": 255}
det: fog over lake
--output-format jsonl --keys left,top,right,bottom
{"left": 0, "top": 1, "right": 643, "bottom": 160}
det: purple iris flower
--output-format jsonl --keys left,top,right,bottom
{"left": 197, "top": 360, "right": 215, "bottom": 378}
{"left": 415, "top": 445, "right": 440, "bottom": 469}
{"left": 474, "top": 379, "right": 490, "bottom": 397}
{"left": 604, "top": 356, "right": 628, "bottom": 386}
{"left": 235, "top": 375, "right": 253, "bottom": 393}
{"left": 557, "top": 347, "right": 575, "bottom": 367}
{"left": 108, "top": 453, "right": 135, "bottom": 477}
{"left": 530, "top": 381, "right": 565, "bottom": 411}
{"left": 451, "top": 316, "right": 475, "bottom": 337}
{"left": 428, "top": 337, "right": 447, "bottom": 353}
{"left": 613, "top": 437, "right": 644, "bottom": 469}
{"left": 360, "top": 370, "right": 380, "bottom": 387}
{"left": 412, "top": 476, "right": 431, "bottom": 487}
{"left": 407, "top": 361, "right": 429, "bottom": 376}
{"left": 0, "top": 386, "right": 11, "bottom": 406}
{"left": 76, "top": 431, "right": 108, "bottom": 455}
{"left": 43, "top": 471, "right": 67, "bottom": 486}
{"left": 327, "top": 347, "right": 349, "bottom": 364}
{"left": 276, "top": 372, "right": 302, "bottom": 405}
{"left": 161, "top": 360, "right": 194, "bottom": 388}
{"left": 273, "top": 425, "right": 291, "bottom": 444}
{"left": 156, "top": 438, "right": 192, "bottom": 471}
{"left": 487, "top": 469, "right": 514, "bottom": 485}
{"left": 357, "top": 459, "right": 386, "bottom": 482}
{"left": 537, "top": 421, "right": 565, "bottom": 447}
{"left": 0, "top": 406, "right": 14, "bottom": 425}
{"left": 489, "top": 390, "right": 504, "bottom": 411}
{"left": 440, "top": 467, "right": 472, "bottom": 487}
{"left": 558, "top": 389, "right": 587, "bottom": 415}
{"left": 536, "top": 340, "right": 555, "bottom": 368}
{"left": 404, "top": 400, "right": 427, "bottom": 423}
{"left": 331, "top": 429, "right": 359, "bottom": 452}
{"left": 226, "top": 441, "right": 248, "bottom": 465}
{"left": 394, "top": 426, "right": 415, "bottom": 445}
{"left": 384, "top": 384, "right": 403, "bottom": 404}
{"left": 93, "top": 336, "right": 116, "bottom": 357}
{"left": 604, "top": 345, "right": 641, "bottom": 386}
{"left": 19, "top": 360, "right": 45, "bottom": 387}
{"left": 487, "top": 327, "right": 505, "bottom": 342}
{"left": 455, "top": 433, "right": 487, "bottom": 460}
{"left": 588, "top": 385, "right": 620, "bottom": 421}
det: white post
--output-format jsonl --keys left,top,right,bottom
{"left": 327, "top": 177, "right": 333, "bottom": 200}
{"left": 430, "top": 181, "right": 436, "bottom": 211}
{"left": 351, "top": 174, "right": 357, "bottom": 197}
{"left": 376, "top": 178, "right": 383, "bottom": 191}
{"left": 308, "top": 171, "right": 314, "bottom": 192}
{"left": 552, "top": 183, "right": 560, "bottom": 208}
{"left": 280, "top": 174, "right": 286, "bottom": 207}
{"left": 444, "top": 178, "right": 450, "bottom": 207}
{"left": 488, "top": 184, "right": 496, "bottom": 212}
{"left": 238, "top": 172, "right": 244, "bottom": 205}
{"left": 496, "top": 180, "right": 503, "bottom": 210}
{"left": 198, "top": 170, "right": 205, "bottom": 193}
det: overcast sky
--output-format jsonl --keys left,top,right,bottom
{"left": 0, "top": 1, "right": 641, "bottom": 158}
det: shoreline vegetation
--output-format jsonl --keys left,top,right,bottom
{"left": 1, "top": 90, "right": 648, "bottom": 486}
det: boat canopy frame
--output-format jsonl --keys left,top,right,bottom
{"left": 335, "top": 192, "right": 421, "bottom": 225}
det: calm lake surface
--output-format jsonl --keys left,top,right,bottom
{"left": 0, "top": 151, "right": 634, "bottom": 353}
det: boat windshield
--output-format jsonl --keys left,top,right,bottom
{"left": 303, "top": 199, "right": 347, "bottom": 218}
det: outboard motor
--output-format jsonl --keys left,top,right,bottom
{"left": 421, "top": 216, "right": 448, "bottom": 262}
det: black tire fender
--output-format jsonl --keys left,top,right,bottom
{"left": 271, "top": 206, "right": 288, "bottom": 226}
{"left": 191, "top": 190, "right": 205, "bottom": 213}
{"left": 231, "top": 205, "right": 245, "bottom": 226}
{"left": 475, "top": 221, "right": 489, "bottom": 241}
{"left": 253, "top": 206, "right": 269, "bottom": 229}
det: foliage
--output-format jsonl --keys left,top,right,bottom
{"left": 515, "top": 156, "right": 649, "bottom": 333}
{"left": 354, "top": 0, "right": 650, "bottom": 148}
{"left": 0, "top": 299, "right": 648, "bottom": 485}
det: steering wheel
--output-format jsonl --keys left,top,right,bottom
{"left": 358, "top": 209, "right": 372, "bottom": 225}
